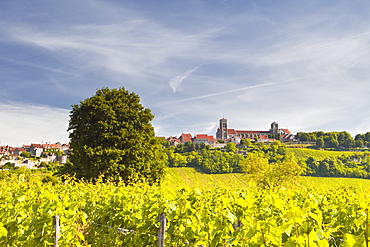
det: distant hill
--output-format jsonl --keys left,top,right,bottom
{"left": 164, "top": 167, "right": 370, "bottom": 190}
{"left": 287, "top": 148, "right": 358, "bottom": 160}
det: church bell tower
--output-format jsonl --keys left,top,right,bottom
{"left": 216, "top": 118, "right": 228, "bottom": 140}
{"left": 270, "top": 121, "right": 279, "bottom": 135}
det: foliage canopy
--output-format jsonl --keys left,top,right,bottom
{"left": 64, "top": 87, "right": 167, "bottom": 184}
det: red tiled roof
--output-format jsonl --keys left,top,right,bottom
{"left": 43, "top": 144, "right": 59, "bottom": 149}
{"left": 227, "top": 129, "right": 237, "bottom": 134}
{"left": 208, "top": 136, "right": 215, "bottom": 142}
{"left": 167, "top": 136, "right": 180, "bottom": 142}
{"left": 31, "top": 144, "right": 43, "bottom": 148}
{"left": 195, "top": 134, "right": 208, "bottom": 140}
{"left": 235, "top": 130, "right": 270, "bottom": 134}
{"left": 258, "top": 135, "right": 276, "bottom": 141}
{"left": 0, "top": 146, "right": 13, "bottom": 150}
{"left": 180, "top": 133, "right": 193, "bottom": 142}
{"left": 0, "top": 145, "right": 14, "bottom": 155}
{"left": 281, "top": 129, "right": 291, "bottom": 134}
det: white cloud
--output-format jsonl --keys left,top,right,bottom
{"left": 160, "top": 81, "right": 279, "bottom": 106}
{"left": 4, "top": 21, "right": 215, "bottom": 83}
{"left": 1, "top": 0, "right": 370, "bottom": 141}
{"left": 0, "top": 102, "right": 69, "bottom": 146}
{"left": 169, "top": 65, "right": 202, "bottom": 93}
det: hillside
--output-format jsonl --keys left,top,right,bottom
{"left": 286, "top": 147, "right": 358, "bottom": 160}
{"left": 165, "top": 167, "right": 370, "bottom": 190}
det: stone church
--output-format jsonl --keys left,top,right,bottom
{"left": 216, "top": 118, "right": 294, "bottom": 141}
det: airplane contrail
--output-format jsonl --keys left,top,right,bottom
{"left": 169, "top": 65, "right": 202, "bottom": 93}
{"left": 179, "top": 82, "right": 277, "bottom": 102}
{"left": 159, "top": 77, "right": 305, "bottom": 106}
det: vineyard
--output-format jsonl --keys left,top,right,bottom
{"left": 1, "top": 170, "right": 370, "bottom": 246}
{"left": 164, "top": 167, "right": 250, "bottom": 189}
{"left": 286, "top": 148, "right": 357, "bottom": 161}
{"left": 166, "top": 167, "right": 370, "bottom": 191}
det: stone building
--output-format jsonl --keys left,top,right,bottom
{"left": 216, "top": 118, "right": 294, "bottom": 141}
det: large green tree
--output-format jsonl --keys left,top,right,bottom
{"left": 65, "top": 87, "right": 167, "bottom": 184}
{"left": 240, "top": 151, "right": 303, "bottom": 188}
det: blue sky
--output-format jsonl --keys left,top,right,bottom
{"left": 1, "top": 0, "right": 370, "bottom": 146}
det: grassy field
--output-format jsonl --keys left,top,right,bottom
{"left": 165, "top": 167, "right": 370, "bottom": 190}
{"left": 299, "top": 176, "right": 370, "bottom": 191}
{"left": 286, "top": 147, "right": 358, "bottom": 160}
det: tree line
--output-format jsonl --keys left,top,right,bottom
{"left": 165, "top": 140, "right": 299, "bottom": 173}
{"left": 297, "top": 131, "right": 370, "bottom": 149}
{"left": 166, "top": 148, "right": 244, "bottom": 173}
{"left": 304, "top": 153, "right": 370, "bottom": 178}
{"left": 165, "top": 139, "right": 370, "bottom": 180}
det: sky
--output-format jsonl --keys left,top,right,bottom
{"left": 1, "top": 0, "right": 370, "bottom": 146}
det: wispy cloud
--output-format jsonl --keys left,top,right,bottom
{"left": 160, "top": 77, "right": 305, "bottom": 106}
{"left": 175, "top": 82, "right": 277, "bottom": 103}
{"left": 1, "top": 0, "right": 370, "bottom": 144}
{"left": 0, "top": 102, "right": 69, "bottom": 146}
{"left": 3, "top": 22, "right": 215, "bottom": 82}
{"left": 169, "top": 65, "right": 202, "bottom": 93}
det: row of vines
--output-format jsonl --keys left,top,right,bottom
{"left": 1, "top": 172, "right": 370, "bottom": 246}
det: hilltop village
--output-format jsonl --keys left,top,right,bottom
{"left": 0, "top": 118, "right": 296, "bottom": 168}
{"left": 162, "top": 118, "right": 296, "bottom": 148}
{"left": 0, "top": 142, "right": 69, "bottom": 168}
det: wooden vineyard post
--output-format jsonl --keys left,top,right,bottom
{"left": 157, "top": 213, "right": 166, "bottom": 247}
{"left": 53, "top": 215, "right": 60, "bottom": 247}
